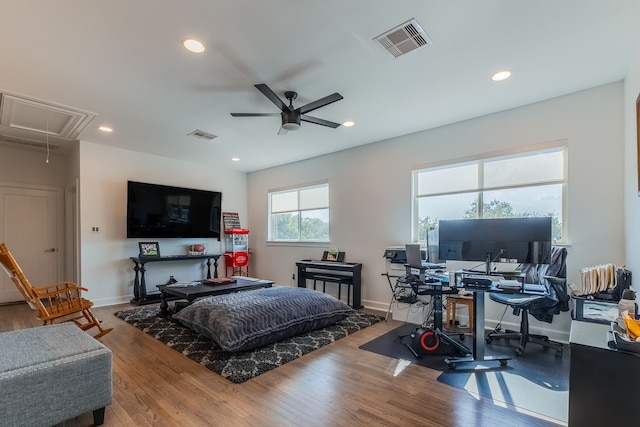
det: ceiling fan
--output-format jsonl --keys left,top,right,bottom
{"left": 231, "top": 84, "right": 343, "bottom": 134}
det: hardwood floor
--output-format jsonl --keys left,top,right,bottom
{"left": 0, "top": 302, "right": 566, "bottom": 427}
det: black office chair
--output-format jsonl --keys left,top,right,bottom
{"left": 486, "top": 247, "right": 569, "bottom": 357}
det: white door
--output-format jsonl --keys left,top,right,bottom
{"left": 0, "top": 186, "right": 59, "bottom": 303}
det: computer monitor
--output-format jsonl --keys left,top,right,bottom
{"left": 438, "top": 217, "right": 552, "bottom": 274}
{"left": 405, "top": 244, "right": 424, "bottom": 268}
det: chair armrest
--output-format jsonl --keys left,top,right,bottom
{"left": 544, "top": 276, "right": 566, "bottom": 285}
{"left": 32, "top": 282, "right": 88, "bottom": 298}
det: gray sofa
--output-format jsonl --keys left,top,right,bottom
{"left": 0, "top": 323, "right": 112, "bottom": 426}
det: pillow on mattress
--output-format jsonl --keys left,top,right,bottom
{"left": 173, "top": 286, "right": 355, "bottom": 352}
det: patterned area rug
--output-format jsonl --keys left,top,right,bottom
{"left": 115, "top": 307, "right": 382, "bottom": 383}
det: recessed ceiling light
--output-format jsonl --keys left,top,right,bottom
{"left": 342, "top": 121, "right": 355, "bottom": 127}
{"left": 98, "top": 125, "right": 113, "bottom": 133}
{"left": 492, "top": 70, "right": 511, "bottom": 81}
{"left": 183, "top": 38, "right": 205, "bottom": 53}
{"left": 231, "top": 157, "right": 240, "bottom": 162}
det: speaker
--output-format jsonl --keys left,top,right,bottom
{"left": 408, "top": 328, "right": 459, "bottom": 356}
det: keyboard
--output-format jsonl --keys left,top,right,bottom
{"left": 462, "top": 276, "right": 493, "bottom": 288}
{"left": 523, "top": 283, "right": 547, "bottom": 294}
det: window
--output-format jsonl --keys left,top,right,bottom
{"left": 269, "top": 182, "right": 329, "bottom": 242}
{"left": 413, "top": 145, "right": 566, "bottom": 243}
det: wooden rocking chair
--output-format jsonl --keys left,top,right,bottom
{"left": 0, "top": 243, "right": 112, "bottom": 339}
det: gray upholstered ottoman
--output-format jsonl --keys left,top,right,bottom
{"left": 0, "top": 323, "right": 112, "bottom": 426}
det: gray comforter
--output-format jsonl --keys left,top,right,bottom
{"left": 173, "top": 286, "right": 355, "bottom": 352}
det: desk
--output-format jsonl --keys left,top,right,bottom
{"left": 397, "top": 266, "right": 457, "bottom": 330}
{"left": 569, "top": 321, "right": 640, "bottom": 426}
{"left": 296, "top": 260, "right": 362, "bottom": 309}
{"left": 398, "top": 272, "right": 472, "bottom": 358}
{"left": 445, "top": 276, "right": 558, "bottom": 368}
{"left": 444, "top": 271, "right": 522, "bottom": 368}
{"left": 444, "top": 286, "right": 511, "bottom": 368}
{"left": 130, "top": 254, "right": 220, "bottom": 305}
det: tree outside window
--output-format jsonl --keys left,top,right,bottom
{"left": 414, "top": 146, "right": 566, "bottom": 244}
{"left": 269, "top": 183, "right": 329, "bottom": 242}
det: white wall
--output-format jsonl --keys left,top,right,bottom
{"left": 248, "top": 82, "right": 625, "bottom": 341}
{"left": 624, "top": 49, "right": 640, "bottom": 301}
{"left": 78, "top": 141, "right": 247, "bottom": 306}
{"left": 0, "top": 144, "right": 67, "bottom": 187}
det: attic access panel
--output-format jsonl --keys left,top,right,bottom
{"left": 0, "top": 93, "right": 96, "bottom": 146}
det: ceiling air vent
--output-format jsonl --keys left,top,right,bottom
{"left": 374, "top": 18, "right": 432, "bottom": 58}
{"left": 188, "top": 129, "right": 217, "bottom": 141}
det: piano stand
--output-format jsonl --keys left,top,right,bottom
{"left": 313, "top": 274, "right": 353, "bottom": 306}
{"left": 296, "top": 259, "right": 363, "bottom": 309}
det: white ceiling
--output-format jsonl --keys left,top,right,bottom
{"left": 1, "top": 1, "right": 638, "bottom": 172}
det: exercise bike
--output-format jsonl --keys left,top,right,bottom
{"left": 400, "top": 272, "right": 472, "bottom": 358}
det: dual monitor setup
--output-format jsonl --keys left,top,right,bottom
{"left": 400, "top": 216, "right": 553, "bottom": 366}
{"left": 410, "top": 216, "right": 553, "bottom": 275}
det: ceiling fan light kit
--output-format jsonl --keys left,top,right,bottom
{"left": 231, "top": 84, "right": 343, "bottom": 134}
{"left": 281, "top": 95, "right": 302, "bottom": 131}
{"left": 281, "top": 121, "right": 301, "bottom": 131}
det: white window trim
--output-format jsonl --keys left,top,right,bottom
{"left": 412, "top": 140, "right": 568, "bottom": 243}
{"left": 412, "top": 139, "right": 567, "bottom": 172}
{"left": 267, "top": 180, "right": 330, "bottom": 244}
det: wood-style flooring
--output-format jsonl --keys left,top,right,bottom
{"left": 0, "top": 302, "right": 566, "bottom": 427}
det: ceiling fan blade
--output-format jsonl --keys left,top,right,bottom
{"left": 230, "top": 113, "right": 280, "bottom": 117}
{"left": 301, "top": 115, "right": 341, "bottom": 128}
{"left": 297, "top": 93, "right": 343, "bottom": 115}
{"left": 255, "top": 84, "right": 289, "bottom": 112}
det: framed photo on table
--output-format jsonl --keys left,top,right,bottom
{"left": 139, "top": 242, "right": 160, "bottom": 257}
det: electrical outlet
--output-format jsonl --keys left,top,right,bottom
{"left": 292, "top": 273, "right": 295, "bottom": 280}
{"left": 91, "top": 226, "right": 100, "bottom": 232}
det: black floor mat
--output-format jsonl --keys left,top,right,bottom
{"left": 360, "top": 323, "right": 570, "bottom": 422}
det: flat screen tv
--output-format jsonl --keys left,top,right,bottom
{"left": 126, "top": 181, "right": 222, "bottom": 239}
{"left": 438, "top": 217, "right": 552, "bottom": 274}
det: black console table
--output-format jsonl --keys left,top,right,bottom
{"left": 130, "top": 254, "right": 220, "bottom": 305}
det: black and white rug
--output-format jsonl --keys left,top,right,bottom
{"left": 115, "top": 307, "right": 382, "bottom": 384}
{"left": 359, "top": 323, "right": 569, "bottom": 423}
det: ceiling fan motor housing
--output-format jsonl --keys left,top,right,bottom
{"left": 281, "top": 110, "right": 301, "bottom": 130}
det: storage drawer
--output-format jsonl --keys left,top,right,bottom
{"left": 571, "top": 296, "right": 618, "bottom": 324}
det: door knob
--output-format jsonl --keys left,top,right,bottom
{"left": 44, "top": 248, "right": 56, "bottom": 253}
